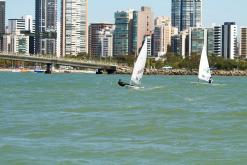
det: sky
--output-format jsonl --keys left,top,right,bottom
{"left": 5, "top": 0, "right": 247, "bottom": 27}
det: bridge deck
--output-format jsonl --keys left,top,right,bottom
{"left": 0, "top": 53, "right": 117, "bottom": 70}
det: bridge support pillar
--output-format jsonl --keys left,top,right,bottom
{"left": 45, "top": 63, "right": 52, "bottom": 74}
{"left": 106, "top": 68, "right": 116, "bottom": 74}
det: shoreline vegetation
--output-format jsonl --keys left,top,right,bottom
{"left": 116, "top": 66, "right": 247, "bottom": 76}
{"left": 0, "top": 53, "right": 247, "bottom": 76}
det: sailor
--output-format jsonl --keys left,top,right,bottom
{"left": 208, "top": 77, "right": 213, "bottom": 84}
{"left": 118, "top": 79, "right": 129, "bottom": 87}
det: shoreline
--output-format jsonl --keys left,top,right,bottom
{"left": 116, "top": 66, "right": 247, "bottom": 76}
{"left": 1, "top": 68, "right": 247, "bottom": 76}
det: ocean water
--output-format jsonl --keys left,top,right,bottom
{"left": 0, "top": 72, "right": 247, "bottom": 165}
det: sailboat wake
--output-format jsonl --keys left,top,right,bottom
{"left": 190, "top": 81, "right": 226, "bottom": 86}
{"left": 143, "top": 86, "right": 165, "bottom": 91}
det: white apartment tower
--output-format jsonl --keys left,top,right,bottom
{"left": 61, "top": 0, "right": 88, "bottom": 56}
{"left": 23, "top": 15, "right": 34, "bottom": 33}
{"left": 153, "top": 16, "right": 172, "bottom": 57}
{"left": 98, "top": 27, "right": 115, "bottom": 57}
{"left": 240, "top": 27, "right": 247, "bottom": 58}
{"left": 3, "top": 32, "right": 29, "bottom": 54}
{"left": 8, "top": 15, "right": 35, "bottom": 33}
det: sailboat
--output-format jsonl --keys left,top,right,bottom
{"left": 198, "top": 30, "right": 212, "bottom": 84}
{"left": 118, "top": 37, "right": 148, "bottom": 88}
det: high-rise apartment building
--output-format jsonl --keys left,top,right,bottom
{"left": 171, "top": 30, "right": 189, "bottom": 58}
{"left": 132, "top": 11, "right": 138, "bottom": 54}
{"left": 113, "top": 7, "right": 153, "bottom": 56}
{"left": 61, "top": 0, "right": 88, "bottom": 56}
{"left": 153, "top": 16, "right": 171, "bottom": 57}
{"left": 222, "top": 22, "right": 237, "bottom": 59}
{"left": 89, "top": 23, "right": 114, "bottom": 57}
{"left": 207, "top": 27, "right": 214, "bottom": 55}
{"left": 98, "top": 27, "right": 114, "bottom": 57}
{"left": 213, "top": 25, "right": 222, "bottom": 56}
{"left": 189, "top": 27, "right": 205, "bottom": 56}
{"left": 23, "top": 15, "right": 34, "bottom": 33}
{"left": 0, "top": 0, "right": 5, "bottom": 51}
{"left": 240, "top": 27, "right": 247, "bottom": 58}
{"left": 8, "top": 16, "right": 35, "bottom": 33}
{"left": 171, "top": 0, "right": 202, "bottom": 31}
{"left": 0, "top": 0, "right": 4, "bottom": 34}
{"left": 3, "top": 32, "right": 29, "bottom": 54}
{"left": 8, "top": 19, "right": 25, "bottom": 33}
{"left": 113, "top": 10, "right": 134, "bottom": 56}
{"left": 146, "top": 35, "right": 152, "bottom": 57}
{"left": 35, "top": 0, "right": 57, "bottom": 55}
{"left": 189, "top": 27, "right": 214, "bottom": 56}
{"left": 137, "top": 7, "right": 154, "bottom": 53}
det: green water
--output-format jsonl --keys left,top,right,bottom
{"left": 0, "top": 72, "right": 247, "bottom": 165}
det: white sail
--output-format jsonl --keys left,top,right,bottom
{"left": 130, "top": 38, "right": 148, "bottom": 86}
{"left": 198, "top": 31, "right": 211, "bottom": 82}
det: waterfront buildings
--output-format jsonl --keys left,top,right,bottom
{"left": 188, "top": 27, "right": 213, "bottom": 56}
{"left": 132, "top": 11, "right": 138, "bottom": 54}
{"left": 146, "top": 35, "right": 152, "bottom": 57}
{"left": 35, "top": 0, "right": 57, "bottom": 56}
{"left": 113, "top": 10, "right": 134, "bottom": 56}
{"left": 153, "top": 16, "right": 171, "bottom": 57}
{"left": 113, "top": 7, "right": 153, "bottom": 56}
{"left": 0, "top": 0, "right": 5, "bottom": 51}
{"left": 207, "top": 27, "right": 214, "bottom": 55}
{"left": 89, "top": 23, "right": 114, "bottom": 57}
{"left": 0, "top": 0, "right": 4, "bottom": 34}
{"left": 61, "top": 0, "right": 88, "bottom": 57}
{"left": 23, "top": 15, "right": 35, "bottom": 33}
{"left": 2, "top": 32, "right": 29, "bottom": 54}
{"left": 189, "top": 27, "right": 205, "bottom": 56}
{"left": 56, "top": 21, "right": 60, "bottom": 57}
{"left": 5, "top": 16, "right": 35, "bottom": 54}
{"left": 137, "top": 7, "right": 154, "bottom": 53}
{"left": 171, "top": 27, "right": 179, "bottom": 36}
{"left": 171, "top": 0, "right": 202, "bottom": 31}
{"left": 8, "top": 16, "right": 35, "bottom": 33}
{"left": 240, "top": 27, "right": 247, "bottom": 58}
{"left": 171, "top": 30, "right": 189, "bottom": 58}
{"left": 222, "top": 22, "right": 238, "bottom": 59}
{"left": 213, "top": 25, "right": 222, "bottom": 56}
{"left": 98, "top": 27, "right": 114, "bottom": 57}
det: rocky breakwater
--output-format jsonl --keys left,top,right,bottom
{"left": 212, "top": 70, "right": 247, "bottom": 76}
{"left": 116, "top": 65, "right": 132, "bottom": 74}
{"left": 144, "top": 68, "right": 197, "bottom": 75}
{"left": 116, "top": 66, "right": 197, "bottom": 75}
{"left": 116, "top": 66, "right": 247, "bottom": 76}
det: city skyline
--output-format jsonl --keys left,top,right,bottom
{"left": 4, "top": 0, "right": 247, "bottom": 27}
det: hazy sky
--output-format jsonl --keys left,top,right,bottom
{"left": 5, "top": 0, "right": 247, "bottom": 27}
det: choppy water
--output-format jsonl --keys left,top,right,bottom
{"left": 0, "top": 72, "right": 247, "bottom": 165}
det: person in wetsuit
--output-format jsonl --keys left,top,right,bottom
{"left": 118, "top": 79, "right": 130, "bottom": 87}
{"left": 208, "top": 77, "right": 213, "bottom": 84}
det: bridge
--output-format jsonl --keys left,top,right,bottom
{"left": 0, "top": 53, "right": 117, "bottom": 74}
